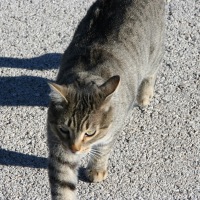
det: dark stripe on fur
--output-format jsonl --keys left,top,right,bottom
{"left": 48, "top": 162, "right": 62, "bottom": 173}
{"left": 51, "top": 191, "right": 60, "bottom": 197}
{"left": 49, "top": 175, "right": 76, "bottom": 190}
{"left": 50, "top": 154, "right": 78, "bottom": 169}
{"left": 80, "top": 114, "right": 89, "bottom": 130}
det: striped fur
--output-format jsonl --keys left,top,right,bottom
{"left": 47, "top": 0, "right": 165, "bottom": 199}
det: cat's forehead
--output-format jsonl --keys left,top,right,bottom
{"left": 64, "top": 90, "right": 104, "bottom": 121}
{"left": 65, "top": 98, "right": 99, "bottom": 131}
{"left": 69, "top": 85, "right": 104, "bottom": 107}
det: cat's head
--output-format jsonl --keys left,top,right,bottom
{"left": 48, "top": 75, "right": 120, "bottom": 154}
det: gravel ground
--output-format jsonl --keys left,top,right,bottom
{"left": 0, "top": 0, "right": 199, "bottom": 199}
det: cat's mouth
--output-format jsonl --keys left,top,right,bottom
{"left": 60, "top": 138, "right": 92, "bottom": 154}
{"left": 62, "top": 143, "right": 91, "bottom": 155}
{"left": 81, "top": 147, "right": 91, "bottom": 154}
{"left": 71, "top": 147, "right": 91, "bottom": 155}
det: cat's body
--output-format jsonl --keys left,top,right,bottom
{"left": 47, "top": 0, "right": 165, "bottom": 199}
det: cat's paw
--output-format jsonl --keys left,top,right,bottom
{"left": 137, "top": 94, "right": 152, "bottom": 107}
{"left": 137, "top": 87, "right": 154, "bottom": 107}
{"left": 86, "top": 168, "right": 108, "bottom": 182}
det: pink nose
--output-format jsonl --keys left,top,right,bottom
{"left": 71, "top": 144, "right": 81, "bottom": 153}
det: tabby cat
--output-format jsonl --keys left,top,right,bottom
{"left": 47, "top": 0, "right": 165, "bottom": 199}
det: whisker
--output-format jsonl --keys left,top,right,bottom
{"left": 89, "top": 153, "right": 99, "bottom": 160}
{"left": 91, "top": 149, "right": 101, "bottom": 155}
{"left": 89, "top": 149, "right": 102, "bottom": 159}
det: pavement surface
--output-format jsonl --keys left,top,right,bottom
{"left": 0, "top": 0, "right": 199, "bottom": 199}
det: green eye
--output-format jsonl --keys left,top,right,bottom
{"left": 85, "top": 130, "right": 96, "bottom": 137}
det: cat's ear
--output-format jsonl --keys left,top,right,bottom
{"left": 48, "top": 82, "right": 68, "bottom": 104}
{"left": 99, "top": 75, "right": 120, "bottom": 98}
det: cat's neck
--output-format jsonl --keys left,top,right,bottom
{"left": 74, "top": 71, "right": 106, "bottom": 86}
{"left": 57, "top": 71, "right": 106, "bottom": 87}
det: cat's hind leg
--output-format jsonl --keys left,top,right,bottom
{"left": 137, "top": 74, "right": 156, "bottom": 107}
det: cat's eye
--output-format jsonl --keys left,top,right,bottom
{"left": 59, "top": 127, "right": 70, "bottom": 135}
{"left": 85, "top": 130, "right": 96, "bottom": 137}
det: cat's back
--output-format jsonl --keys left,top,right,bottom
{"left": 62, "top": 0, "right": 164, "bottom": 57}
{"left": 71, "top": 0, "right": 165, "bottom": 45}
{"left": 60, "top": 0, "right": 165, "bottom": 83}
{"left": 117, "top": 0, "right": 165, "bottom": 69}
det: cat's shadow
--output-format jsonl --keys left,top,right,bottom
{"left": 0, "top": 53, "right": 90, "bottom": 183}
{"left": 0, "top": 53, "right": 62, "bottom": 106}
{"left": 78, "top": 167, "right": 91, "bottom": 183}
{"left": 0, "top": 53, "right": 61, "bottom": 70}
{"left": 0, "top": 148, "right": 90, "bottom": 183}
{"left": 0, "top": 148, "right": 48, "bottom": 169}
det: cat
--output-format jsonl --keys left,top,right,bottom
{"left": 47, "top": 0, "right": 165, "bottom": 199}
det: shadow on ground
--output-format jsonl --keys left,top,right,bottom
{"left": 0, "top": 148, "right": 48, "bottom": 169}
{"left": 0, "top": 53, "right": 62, "bottom": 107}
{"left": 1, "top": 53, "right": 90, "bottom": 182}
{"left": 0, "top": 53, "right": 61, "bottom": 70}
{"left": 0, "top": 148, "right": 90, "bottom": 182}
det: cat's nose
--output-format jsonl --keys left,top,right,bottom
{"left": 70, "top": 144, "right": 81, "bottom": 153}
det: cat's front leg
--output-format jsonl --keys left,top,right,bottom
{"left": 86, "top": 145, "right": 111, "bottom": 182}
{"left": 48, "top": 147, "right": 80, "bottom": 200}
